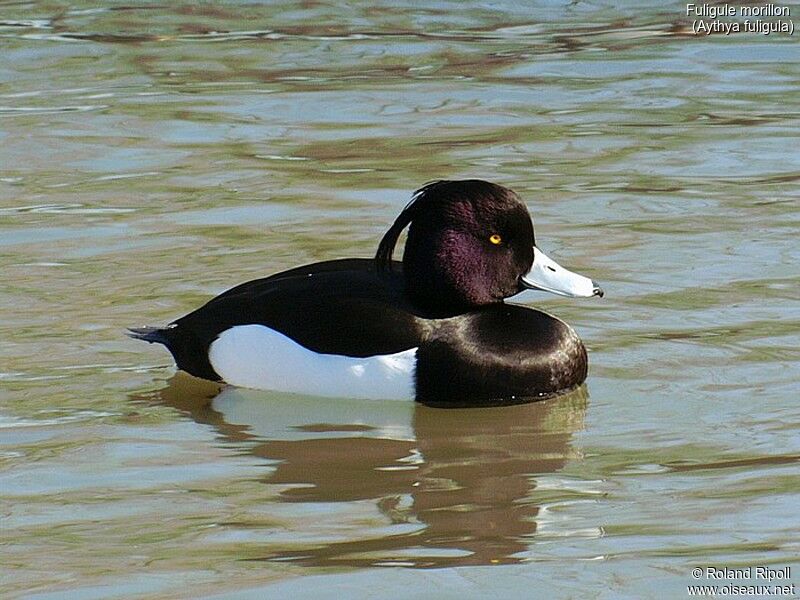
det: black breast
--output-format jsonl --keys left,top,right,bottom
{"left": 414, "top": 304, "right": 587, "bottom": 406}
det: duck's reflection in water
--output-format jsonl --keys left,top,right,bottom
{"left": 140, "top": 374, "right": 588, "bottom": 568}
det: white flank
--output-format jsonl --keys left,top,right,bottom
{"left": 208, "top": 324, "right": 417, "bottom": 400}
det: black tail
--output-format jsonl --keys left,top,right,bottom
{"left": 127, "top": 324, "right": 221, "bottom": 382}
{"left": 127, "top": 326, "right": 172, "bottom": 345}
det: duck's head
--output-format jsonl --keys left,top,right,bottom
{"left": 376, "top": 179, "right": 603, "bottom": 313}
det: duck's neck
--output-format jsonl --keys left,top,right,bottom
{"left": 402, "top": 264, "right": 504, "bottom": 318}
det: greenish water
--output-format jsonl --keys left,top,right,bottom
{"left": 2, "top": 1, "right": 799, "bottom": 598}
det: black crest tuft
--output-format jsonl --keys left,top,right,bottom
{"left": 374, "top": 179, "right": 522, "bottom": 274}
{"left": 374, "top": 180, "right": 453, "bottom": 274}
{"left": 375, "top": 179, "right": 503, "bottom": 273}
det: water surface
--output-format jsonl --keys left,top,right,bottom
{"left": 1, "top": 1, "right": 799, "bottom": 598}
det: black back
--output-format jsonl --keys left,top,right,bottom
{"left": 151, "top": 259, "right": 429, "bottom": 380}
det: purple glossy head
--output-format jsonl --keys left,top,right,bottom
{"left": 376, "top": 180, "right": 535, "bottom": 312}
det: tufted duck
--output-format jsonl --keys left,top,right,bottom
{"left": 130, "top": 180, "right": 603, "bottom": 405}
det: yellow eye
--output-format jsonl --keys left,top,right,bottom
{"left": 489, "top": 234, "right": 502, "bottom": 245}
